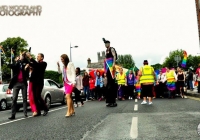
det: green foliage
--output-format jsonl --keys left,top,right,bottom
{"left": 162, "top": 49, "right": 184, "bottom": 68}
{"left": 116, "top": 54, "right": 135, "bottom": 69}
{"left": 162, "top": 49, "right": 200, "bottom": 71}
{"left": 151, "top": 63, "right": 163, "bottom": 70}
{"left": 0, "top": 37, "right": 35, "bottom": 81}
{"left": 44, "top": 70, "right": 61, "bottom": 84}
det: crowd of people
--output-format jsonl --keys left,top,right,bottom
{"left": 6, "top": 39, "right": 200, "bottom": 119}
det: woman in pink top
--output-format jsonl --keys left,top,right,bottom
{"left": 58, "top": 54, "right": 76, "bottom": 117}
{"left": 196, "top": 64, "right": 200, "bottom": 93}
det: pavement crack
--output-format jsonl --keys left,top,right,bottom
{"left": 80, "top": 116, "right": 107, "bottom": 140}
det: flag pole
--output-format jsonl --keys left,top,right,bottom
{"left": 0, "top": 46, "right": 2, "bottom": 83}
{"left": 11, "top": 48, "right": 13, "bottom": 79}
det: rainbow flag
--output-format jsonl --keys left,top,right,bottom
{"left": 181, "top": 51, "right": 187, "bottom": 68}
{"left": 104, "top": 58, "right": 115, "bottom": 79}
{"left": 11, "top": 48, "right": 14, "bottom": 58}
{"left": 0, "top": 45, "right": 5, "bottom": 54}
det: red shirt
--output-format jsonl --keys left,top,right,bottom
{"left": 89, "top": 78, "right": 95, "bottom": 90}
{"left": 18, "top": 70, "right": 23, "bottom": 82}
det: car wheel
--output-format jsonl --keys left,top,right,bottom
{"left": 62, "top": 94, "right": 66, "bottom": 105}
{"left": 0, "top": 100, "right": 7, "bottom": 110}
{"left": 45, "top": 95, "right": 51, "bottom": 109}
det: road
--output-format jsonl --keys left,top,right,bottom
{"left": 0, "top": 97, "right": 200, "bottom": 140}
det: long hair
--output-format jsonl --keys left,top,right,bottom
{"left": 61, "top": 54, "right": 69, "bottom": 67}
{"left": 76, "top": 67, "right": 81, "bottom": 75}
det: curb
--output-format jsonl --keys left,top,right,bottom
{"left": 185, "top": 90, "right": 200, "bottom": 98}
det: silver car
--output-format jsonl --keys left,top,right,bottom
{"left": 0, "top": 84, "right": 9, "bottom": 110}
{"left": 7, "top": 79, "right": 66, "bottom": 111}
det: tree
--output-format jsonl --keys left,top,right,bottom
{"left": 162, "top": 49, "right": 200, "bottom": 71}
{"left": 151, "top": 63, "right": 163, "bottom": 70}
{"left": 0, "top": 37, "right": 34, "bottom": 81}
{"left": 44, "top": 70, "right": 61, "bottom": 84}
{"left": 116, "top": 54, "right": 135, "bottom": 69}
{"left": 162, "top": 49, "right": 184, "bottom": 68}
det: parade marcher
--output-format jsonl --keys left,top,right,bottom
{"left": 74, "top": 67, "right": 84, "bottom": 107}
{"left": 26, "top": 52, "right": 49, "bottom": 116}
{"left": 177, "top": 67, "right": 185, "bottom": 98}
{"left": 83, "top": 71, "right": 90, "bottom": 101}
{"left": 102, "top": 73, "right": 108, "bottom": 100}
{"left": 139, "top": 60, "right": 156, "bottom": 105}
{"left": 164, "top": 65, "right": 177, "bottom": 99}
{"left": 157, "top": 71, "right": 166, "bottom": 98}
{"left": 116, "top": 67, "right": 126, "bottom": 100}
{"left": 104, "top": 40, "right": 117, "bottom": 107}
{"left": 95, "top": 70, "right": 103, "bottom": 101}
{"left": 8, "top": 52, "right": 29, "bottom": 120}
{"left": 126, "top": 70, "right": 135, "bottom": 100}
{"left": 89, "top": 71, "right": 96, "bottom": 100}
{"left": 195, "top": 64, "right": 200, "bottom": 93}
{"left": 25, "top": 63, "right": 38, "bottom": 116}
{"left": 188, "top": 69, "right": 194, "bottom": 91}
{"left": 57, "top": 54, "right": 76, "bottom": 117}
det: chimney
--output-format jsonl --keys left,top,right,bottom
{"left": 87, "top": 58, "right": 91, "bottom": 64}
{"left": 97, "top": 52, "right": 100, "bottom": 61}
{"left": 102, "top": 51, "right": 105, "bottom": 58}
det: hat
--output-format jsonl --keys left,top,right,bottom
{"left": 104, "top": 40, "right": 110, "bottom": 44}
{"left": 143, "top": 60, "right": 148, "bottom": 64}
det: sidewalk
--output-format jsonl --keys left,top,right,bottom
{"left": 185, "top": 88, "right": 200, "bottom": 98}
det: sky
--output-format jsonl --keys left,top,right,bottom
{"left": 0, "top": 0, "right": 199, "bottom": 71}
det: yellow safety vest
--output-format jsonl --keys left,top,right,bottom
{"left": 166, "top": 70, "right": 175, "bottom": 82}
{"left": 139, "top": 65, "right": 155, "bottom": 84}
{"left": 117, "top": 73, "right": 126, "bottom": 85}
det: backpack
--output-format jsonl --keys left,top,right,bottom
{"left": 110, "top": 47, "right": 118, "bottom": 60}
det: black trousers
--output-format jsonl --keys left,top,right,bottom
{"left": 158, "top": 82, "right": 165, "bottom": 97}
{"left": 95, "top": 85, "right": 102, "bottom": 99}
{"left": 32, "top": 84, "right": 48, "bottom": 113}
{"left": 106, "top": 69, "right": 116, "bottom": 104}
{"left": 102, "top": 86, "right": 107, "bottom": 98}
{"left": 127, "top": 85, "right": 134, "bottom": 99}
{"left": 198, "top": 81, "right": 200, "bottom": 93}
{"left": 11, "top": 82, "right": 27, "bottom": 116}
{"left": 73, "top": 88, "right": 83, "bottom": 104}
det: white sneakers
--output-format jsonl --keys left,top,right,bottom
{"left": 141, "top": 101, "right": 147, "bottom": 104}
{"left": 141, "top": 101, "right": 153, "bottom": 105}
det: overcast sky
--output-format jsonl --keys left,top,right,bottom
{"left": 0, "top": 0, "right": 199, "bottom": 71}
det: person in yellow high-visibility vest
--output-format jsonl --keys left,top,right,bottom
{"left": 116, "top": 67, "right": 127, "bottom": 100}
{"left": 138, "top": 60, "right": 156, "bottom": 105}
{"left": 163, "top": 66, "right": 177, "bottom": 98}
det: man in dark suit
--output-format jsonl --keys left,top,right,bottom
{"left": 26, "top": 52, "right": 48, "bottom": 116}
{"left": 8, "top": 52, "right": 29, "bottom": 120}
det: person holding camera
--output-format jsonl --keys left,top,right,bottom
{"left": 8, "top": 52, "right": 29, "bottom": 120}
{"left": 26, "top": 52, "right": 49, "bottom": 116}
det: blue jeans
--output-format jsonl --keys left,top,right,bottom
{"left": 84, "top": 86, "right": 90, "bottom": 99}
{"left": 189, "top": 80, "right": 193, "bottom": 90}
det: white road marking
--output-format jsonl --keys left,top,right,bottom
{"left": 130, "top": 117, "right": 138, "bottom": 139}
{"left": 135, "top": 99, "right": 137, "bottom": 102}
{"left": 0, "top": 106, "right": 66, "bottom": 126}
{"left": 134, "top": 104, "right": 138, "bottom": 111}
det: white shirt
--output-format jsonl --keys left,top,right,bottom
{"left": 158, "top": 73, "right": 166, "bottom": 83}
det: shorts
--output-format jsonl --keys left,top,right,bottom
{"left": 141, "top": 84, "right": 153, "bottom": 97}
{"left": 64, "top": 82, "right": 74, "bottom": 94}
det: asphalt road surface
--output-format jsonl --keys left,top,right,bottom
{"left": 0, "top": 97, "right": 200, "bottom": 140}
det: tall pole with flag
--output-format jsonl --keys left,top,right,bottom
{"left": 0, "top": 45, "right": 5, "bottom": 83}
{"left": 11, "top": 48, "right": 14, "bottom": 79}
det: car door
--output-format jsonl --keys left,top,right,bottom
{"left": 48, "top": 80, "right": 62, "bottom": 102}
{"left": 45, "top": 80, "right": 57, "bottom": 103}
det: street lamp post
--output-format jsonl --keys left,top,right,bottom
{"left": 174, "top": 55, "right": 181, "bottom": 67}
{"left": 70, "top": 43, "right": 78, "bottom": 61}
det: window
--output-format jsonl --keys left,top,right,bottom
{"left": 3, "top": 85, "right": 8, "bottom": 92}
{"left": 45, "top": 81, "right": 50, "bottom": 86}
{"left": 48, "top": 81, "right": 58, "bottom": 88}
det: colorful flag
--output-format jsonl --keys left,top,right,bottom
{"left": 11, "top": 48, "right": 14, "bottom": 58}
{"left": 0, "top": 45, "right": 5, "bottom": 54}
{"left": 181, "top": 51, "right": 187, "bottom": 68}
{"left": 104, "top": 58, "right": 116, "bottom": 79}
